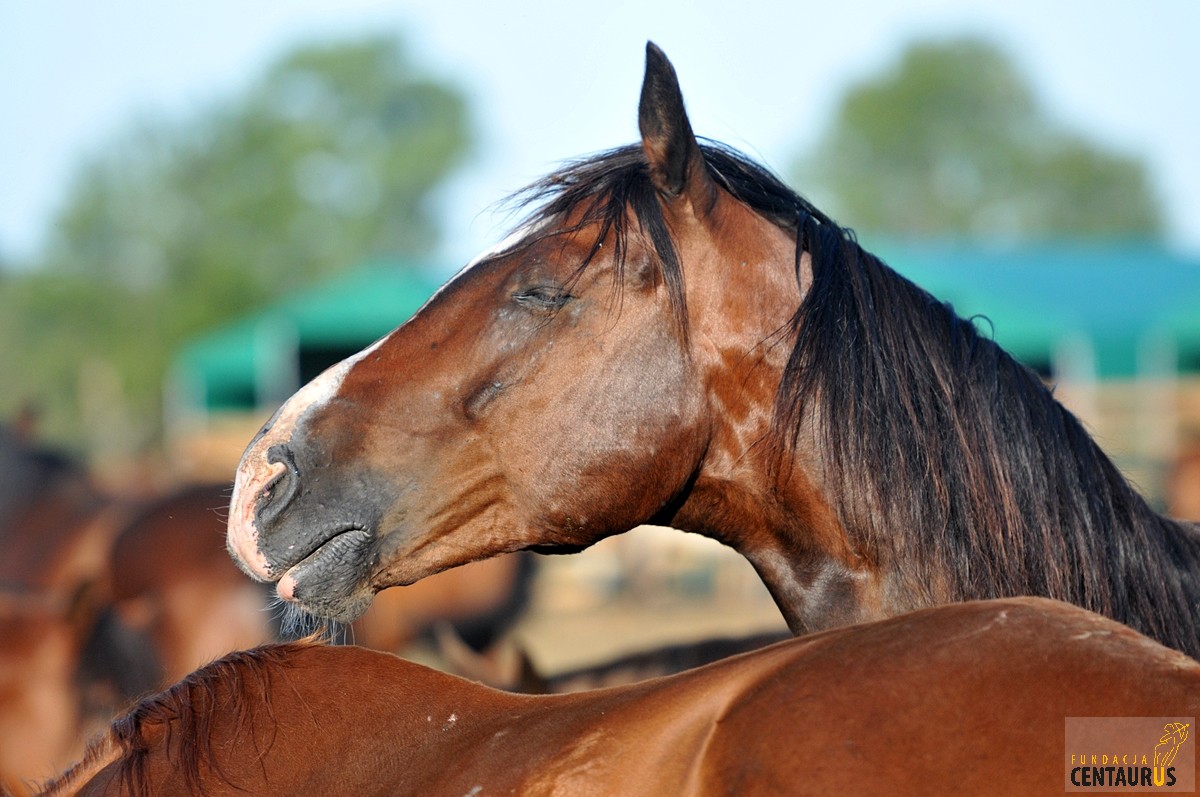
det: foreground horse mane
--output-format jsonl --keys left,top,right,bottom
{"left": 511, "top": 141, "right": 1200, "bottom": 652}
{"left": 40, "top": 644, "right": 306, "bottom": 797}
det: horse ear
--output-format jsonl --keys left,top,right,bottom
{"left": 638, "top": 42, "right": 715, "bottom": 210}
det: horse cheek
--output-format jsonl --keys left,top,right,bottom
{"left": 569, "top": 348, "right": 705, "bottom": 532}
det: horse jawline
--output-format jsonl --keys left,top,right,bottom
{"left": 525, "top": 542, "right": 592, "bottom": 556}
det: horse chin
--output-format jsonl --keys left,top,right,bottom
{"left": 280, "top": 577, "right": 376, "bottom": 624}
{"left": 276, "top": 526, "right": 378, "bottom": 622}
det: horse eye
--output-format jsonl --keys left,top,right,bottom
{"left": 513, "top": 286, "right": 571, "bottom": 309}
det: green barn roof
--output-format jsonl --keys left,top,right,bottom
{"left": 879, "top": 242, "right": 1200, "bottom": 377}
{"left": 173, "top": 261, "right": 442, "bottom": 411}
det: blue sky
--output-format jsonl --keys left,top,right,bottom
{"left": 2, "top": 0, "right": 1198, "bottom": 272}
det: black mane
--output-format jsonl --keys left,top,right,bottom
{"left": 513, "top": 141, "right": 1200, "bottom": 656}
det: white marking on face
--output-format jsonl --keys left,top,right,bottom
{"left": 227, "top": 221, "right": 545, "bottom": 578}
{"left": 227, "top": 336, "right": 388, "bottom": 580}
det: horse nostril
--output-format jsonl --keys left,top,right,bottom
{"left": 257, "top": 444, "right": 301, "bottom": 526}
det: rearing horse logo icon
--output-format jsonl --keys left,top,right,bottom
{"left": 1154, "top": 722, "right": 1191, "bottom": 787}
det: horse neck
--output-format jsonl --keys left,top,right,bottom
{"left": 680, "top": 234, "right": 1200, "bottom": 656}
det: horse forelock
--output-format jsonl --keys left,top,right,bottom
{"left": 504, "top": 144, "right": 695, "bottom": 340}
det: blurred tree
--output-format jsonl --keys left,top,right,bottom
{"left": 1, "top": 34, "right": 470, "bottom": 449}
{"left": 793, "top": 37, "right": 1163, "bottom": 240}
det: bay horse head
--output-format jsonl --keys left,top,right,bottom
{"left": 227, "top": 43, "right": 1200, "bottom": 660}
{"left": 227, "top": 43, "right": 814, "bottom": 624}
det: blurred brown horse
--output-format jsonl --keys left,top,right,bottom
{"left": 0, "top": 597, "right": 91, "bottom": 797}
{"left": 103, "top": 483, "right": 275, "bottom": 688}
{"left": 0, "top": 476, "right": 273, "bottom": 795}
{"left": 0, "top": 420, "right": 129, "bottom": 794}
{"left": 0, "top": 417, "right": 272, "bottom": 793}
{"left": 41, "top": 598, "right": 1200, "bottom": 797}
{"left": 226, "top": 43, "right": 1200, "bottom": 657}
{"left": 0, "top": 419, "right": 120, "bottom": 601}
